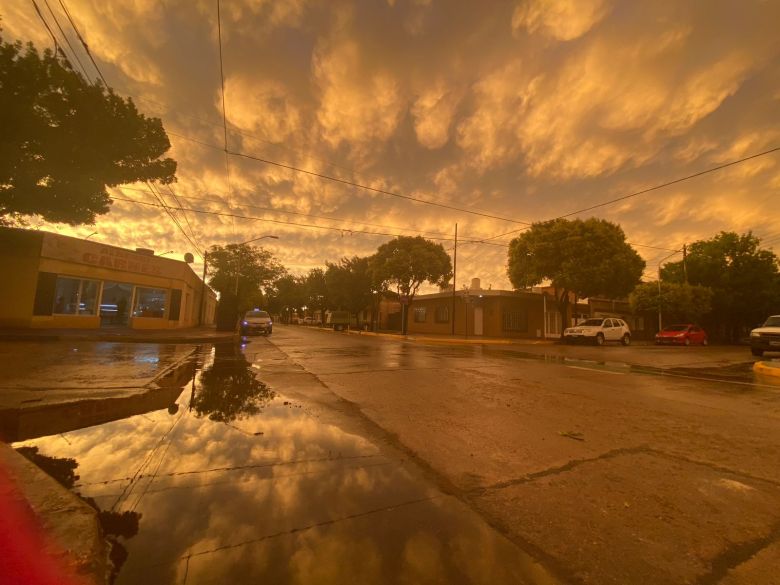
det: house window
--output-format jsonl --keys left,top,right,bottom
{"left": 502, "top": 310, "right": 528, "bottom": 332}
{"left": 435, "top": 306, "right": 449, "bottom": 323}
{"left": 52, "top": 277, "right": 99, "bottom": 315}
{"left": 413, "top": 307, "right": 427, "bottom": 322}
{"left": 133, "top": 287, "right": 168, "bottom": 318}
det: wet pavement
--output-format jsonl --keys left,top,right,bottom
{"left": 265, "top": 325, "right": 780, "bottom": 584}
{"left": 7, "top": 341, "right": 557, "bottom": 585}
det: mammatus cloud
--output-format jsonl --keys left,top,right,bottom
{"left": 511, "top": 0, "right": 609, "bottom": 41}
{"left": 1, "top": 0, "right": 778, "bottom": 292}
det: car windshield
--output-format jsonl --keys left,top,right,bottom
{"left": 764, "top": 316, "right": 780, "bottom": 327}
{"left": 245, "top": 310, "right": 269, "bottom": 318}
{"left": 664, "top": 325, "right": 689, "bottom": 332}
{"left": 580, "top": 319, "right": 604, "bottom": 327}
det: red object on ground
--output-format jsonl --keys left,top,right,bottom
{"left": 0, "top": 463, "right": 89, "bottom": 585}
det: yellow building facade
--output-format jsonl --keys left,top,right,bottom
{"left": 0, "top": 228, "right": 216, "bottom": 330}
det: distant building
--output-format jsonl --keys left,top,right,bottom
{"left": 0, "top": 227, "right": 216, "bottom": 329}
{"left": 407, "top": 278, "right": 652, "bottom": 340}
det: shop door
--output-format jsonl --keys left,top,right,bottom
{"left": 100, "top": 282, "right": 134, "bottom": 327}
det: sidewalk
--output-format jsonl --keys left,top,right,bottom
{"left": 0, "top": 325, "right": 236, "bottom": 344}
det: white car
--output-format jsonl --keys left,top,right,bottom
{"left": 750, "top": 315, "right": 780, "bottom": 357}
{"left": 563, "top": 318, "right": 631, "bottom": 346}
{"left": 241, "top": 309, "right": 273, "bottom": 335}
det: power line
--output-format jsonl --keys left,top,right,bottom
{"left": 166, "top": 129, "right": 532, "bottom": 225}
{"left": 215, "top": 0, "right": 234, "bottom": 234}
{"left": 484, "top": 145, "right": 780, "bottom": 243}
{"left": 556, "top": 146, "right": 780, "bottom": 220}
{"left": 227, "top": 148, "right": 530, "bottom": 225}
{"left": 115, "top": 185, "right": 507, "bottom": 244}
{"left": 42, "top": 0, "right": 89, "bottom": 78}
{"left": 110, "top": 194, "right": 504, "bottom": 246}
{"left": 143, "top": 183, "right": 204, "bottom": 258}
{"left": 57, "top": 0, "right": 108, "bottom": 85}
{"left": 29, "top": 0, "right": 61, "bottom": 55}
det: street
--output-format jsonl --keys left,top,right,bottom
{"left": 4, "top": 329, "right": 780, "bottom": 584}
{"left": 266, "top": 326, "right": 780, "bottom": 584}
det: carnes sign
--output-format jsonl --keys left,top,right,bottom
{"left": 41, "top": 233, "right": 167, "bottom": 277}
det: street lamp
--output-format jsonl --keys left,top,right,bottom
{"left": 197, "top": 234, "right": 279, "bottom": 327}
{"left": 234, "top": 235, "right": 279, "bottom": 295}
{"left": 158, "top": 250, "right": 174, "bottom": 256}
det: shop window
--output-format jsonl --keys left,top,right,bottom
{"left": 134, "top": 287, "right": 168, "bottom": 318}
{"left": 502, "top": 310, "right": 528, "bottom": 332}
{"left": 53, "top": 277, "right": 98, "bottom": 315}
{"left": 413, "top": 307, "right": 427, "bottom": 322}
{"left": 435, "top": 306, "right": 450, "bottom": 323}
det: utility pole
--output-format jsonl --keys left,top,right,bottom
{"left": 682, "top": 244, "right": 688, "bottom": 284}
{"left": 657, "top": 266, "right": 662, "bottom": 332}
{"left": 198, "top": 252, "right": 208, "bottom": 326}
{"left": 451, "top": 223, "right": 457, "bottom": 336}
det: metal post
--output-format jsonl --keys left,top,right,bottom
{"left": 682, "top": 244, "right": 688, "bottom": 284}
{"left": 451, "top": 223, "right": 457, "bottom": 336}
{"left": 657, "top": 266, "right": 662, "bottom": 331}
{"left": 198, "top": 252, "right": 208, "bottom": 326}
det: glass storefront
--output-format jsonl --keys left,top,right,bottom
{"left": 53, "top": 277, "right": 99, "bottom": 315}
{"left": 133, "top": 287, "right": 168, "bottom": 318}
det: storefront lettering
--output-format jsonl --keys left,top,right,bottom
{"left": 81, "top": 252, "right": 163, "bottom": 276}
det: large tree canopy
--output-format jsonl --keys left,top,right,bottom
{"left": 372, "top": 236, "right": 452, "bottom": 334}
{"left": 661, "top": 232, "right": 780, "bottom": 339}
{"left": 207, "top": 244, "right": 285, "bottom": 313}
{"left": 325, "top": 256, "right": 377, "bottom": 317}
{"left": 507, "top": 218, "right": 645, "bottom": 331}
{"left": 0, "top": 36, "right": 176, "bottom": 224}
{"left": 630, "top": 282, "right": 713, "bottom": 325}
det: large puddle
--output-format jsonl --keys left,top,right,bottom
{"left": 7, "top": 342, "right": 556, "bottom": 585}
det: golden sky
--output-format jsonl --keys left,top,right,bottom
{"left": 3, "top": 0, "right": 779, "bottom": 290}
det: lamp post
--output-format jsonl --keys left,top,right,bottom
{"left": 234, "top": 235, "right": 279, "bottom": 296}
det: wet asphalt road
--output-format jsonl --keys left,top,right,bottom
{"left": 6, "top": 329, "right": 780, "bottom": 584}
{"left": 265, "top": 326, "right": 780, "bottom": 585}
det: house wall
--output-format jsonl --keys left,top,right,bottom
{"left": 407, "top": 292, "right": 546, "bottom": 338}
{"left": 0, "top": 229, "right": 44, "bottom": 328}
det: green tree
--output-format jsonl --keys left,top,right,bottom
{"left": 630, "top": 282, "right": 713, "bottom": 325}
{"left": 0, "top": 36, "right": 176, "bottom": 224}
{"left": 266, "top": 273, "right": 305, "bottom": 321}
{"left": 325, "top": 256, "right": 377, "bottom": 322}
{"left": 303, "top": 268, "right": 328, "bottom": 316}
{"left": 507, "top": 218, "right": 645, "bottom": 335}
{"left": 372, "top": 236, "right": 452, "bottom": 334}
{"left": 661, "top": 232, "right": 780, "bottom": 340}
{"left": 207, "top": 244, "right": 284, "bottom": 316}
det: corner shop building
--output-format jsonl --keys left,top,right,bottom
{"left": 0, "top": 227, "right": 216, "bottom": 329}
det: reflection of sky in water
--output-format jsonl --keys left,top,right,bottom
{"left": 14, "top": 347, "right": 554, "bottom": 585}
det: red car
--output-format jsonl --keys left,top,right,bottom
{"left": 655, "top": 324, "right": 708, "bottom": 346}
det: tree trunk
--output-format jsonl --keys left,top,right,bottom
{"left": 557, "top": 288, "right": 569, "bottom": 340}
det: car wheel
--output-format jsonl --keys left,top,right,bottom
{"left": 751, "top": 348, "right": 764, "bottom": 357}
{"left": 621, "top": 334, "right": 631, "bottom": 346}
{"left": 684, "top": 338, "right": 690, "bottom": 346}
{"left": 595, "top": 333, "right": 605, "bottom": 346}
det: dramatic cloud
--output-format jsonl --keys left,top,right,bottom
{"left": 2, "top": 0, "right": 779, "bottom": 290}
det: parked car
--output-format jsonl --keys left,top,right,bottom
{"left": 749, "top": 315, "right": 780, "bottom": 357}
{"left": 563, "top": 318, "right": 631, "bottom": 346}
{"left": 241, "top": 309, "right": 273, "bottom": 335}
{"left": 655, "top": 324, "right": 708, "bottom": 346}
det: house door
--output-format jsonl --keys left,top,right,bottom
{"left": 473, "top": 307, "right": 484, "bottom": 336}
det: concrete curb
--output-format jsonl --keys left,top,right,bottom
{"left": 753, "top": 360, "right": 780, "bottom": 379}
{"left": 305, "top": 325, "right": 556, "bottom": 346}
{"left": 0, "top": 332, "right": 237, "bottom": 344}
{"left": 0, "top": 444, "right": 107, "bottom": 584}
